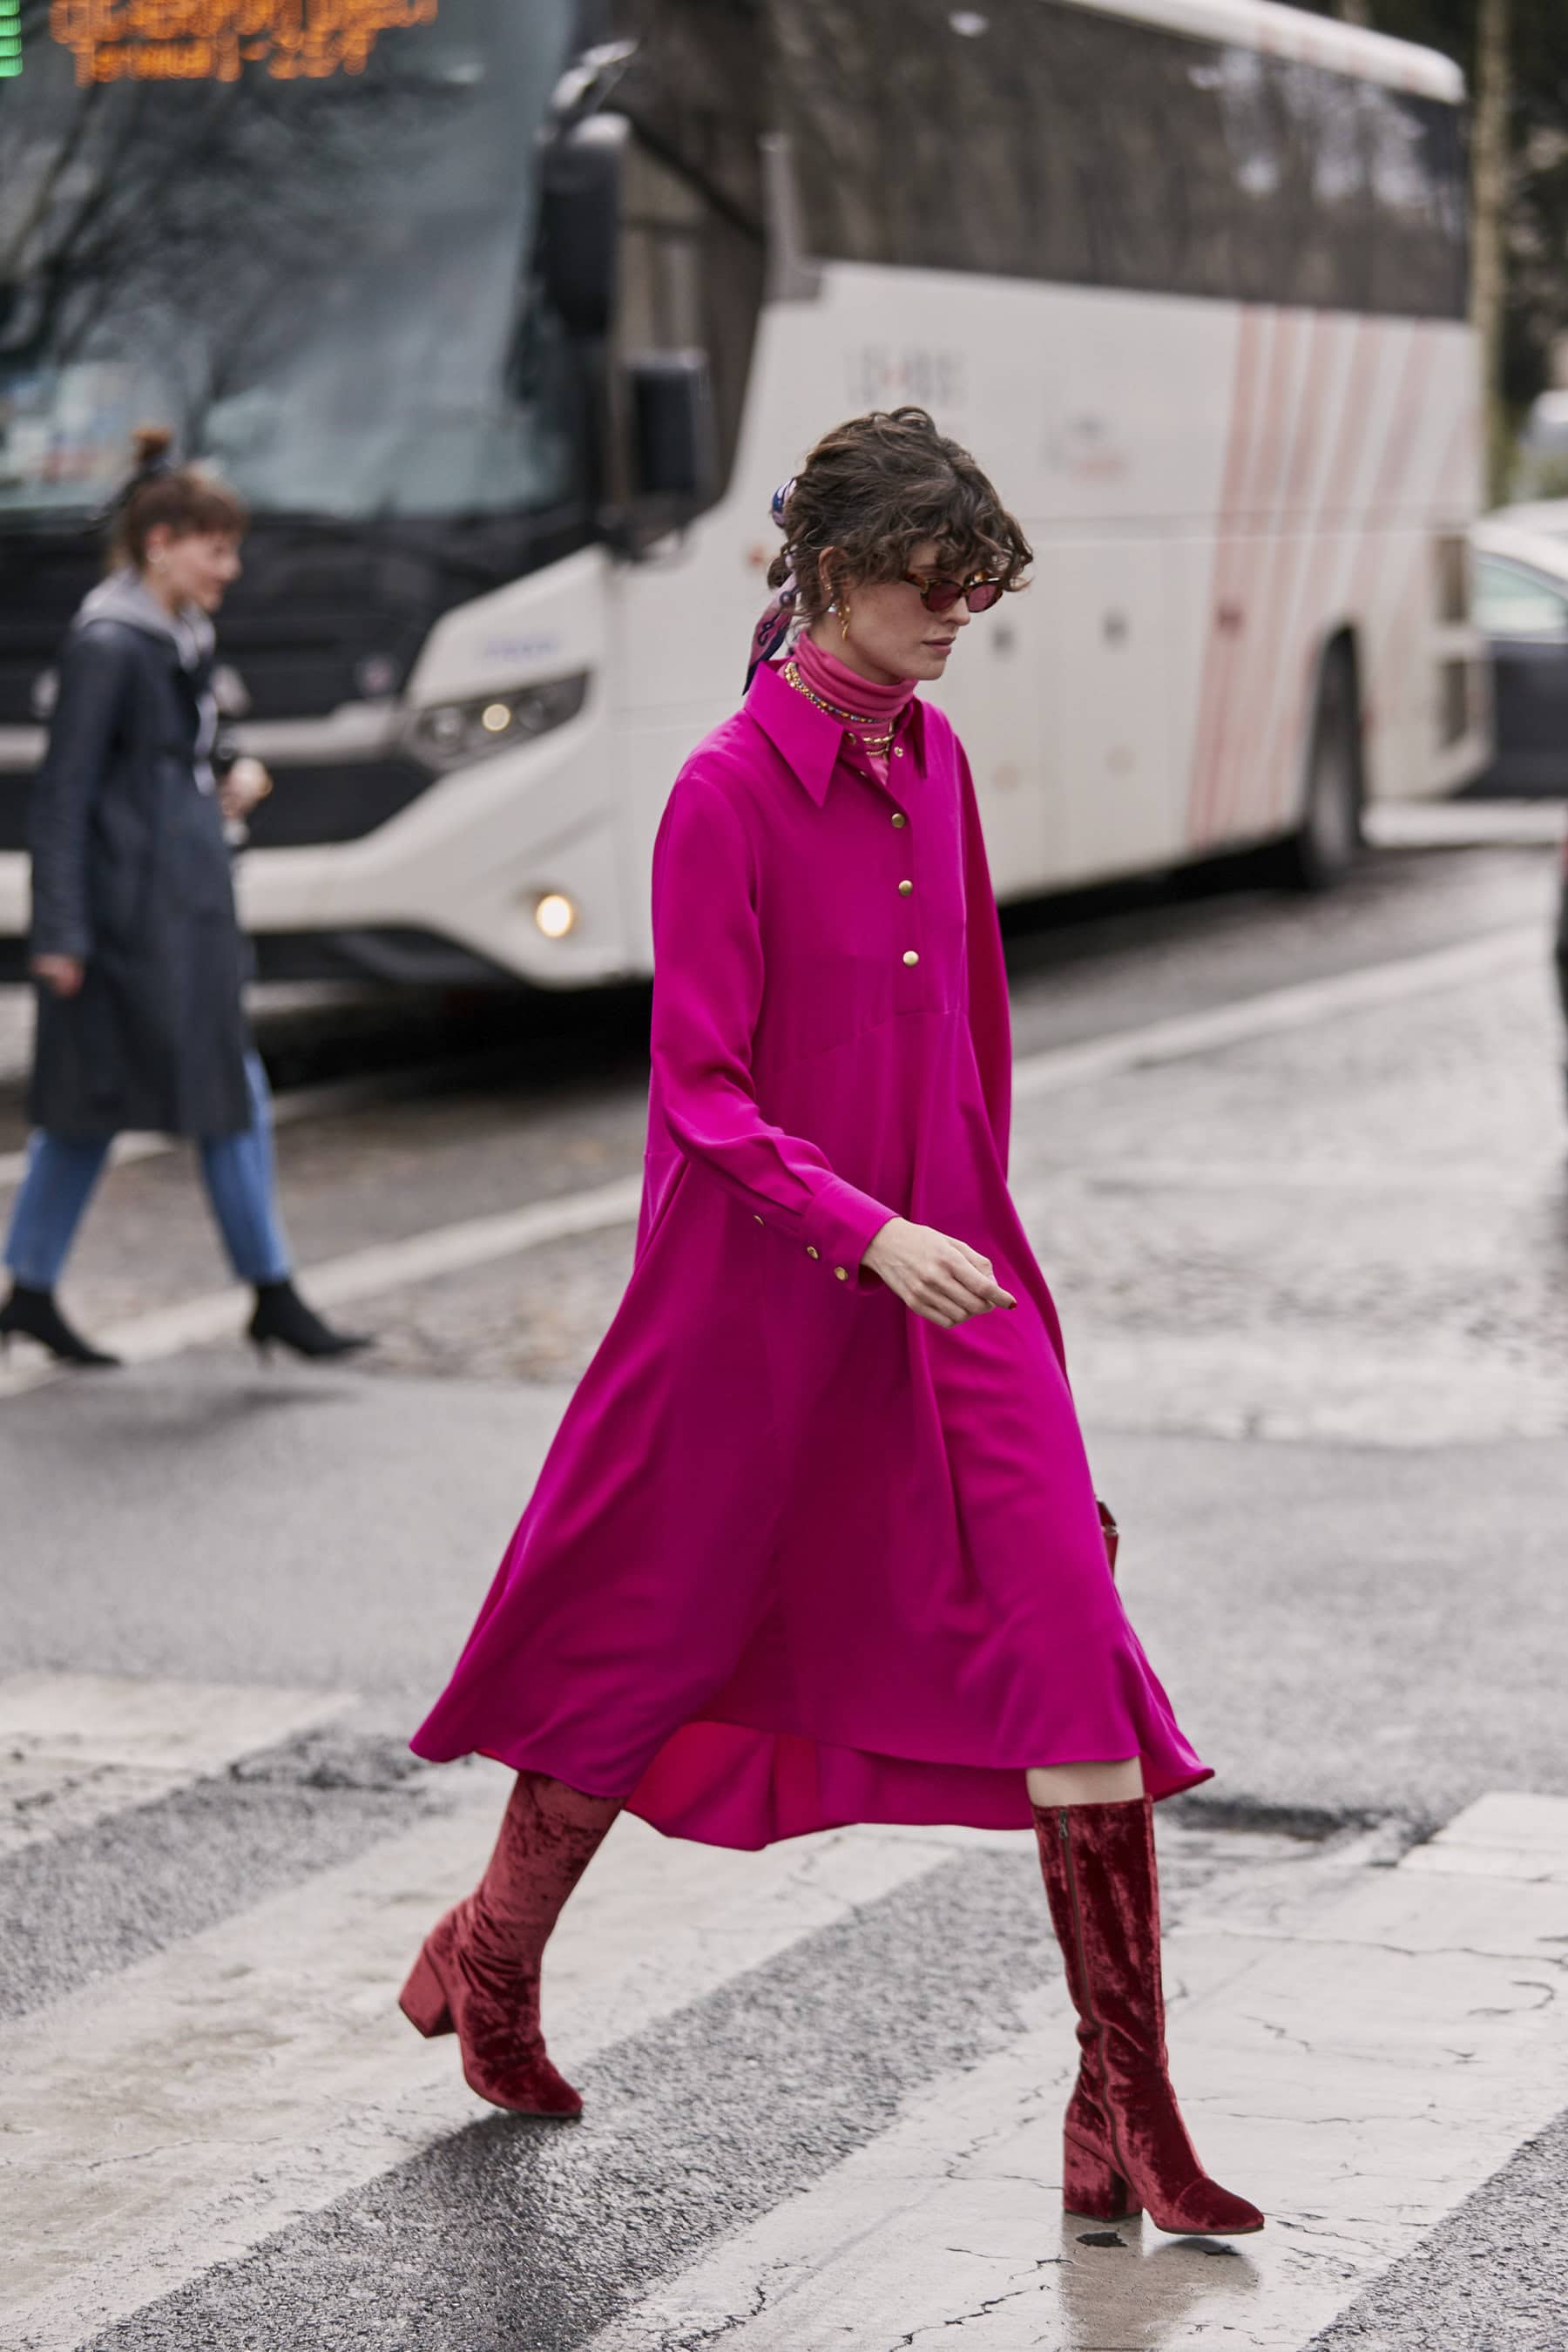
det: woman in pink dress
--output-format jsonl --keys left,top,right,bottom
{"left": 402, "top": 408, "right": 1261, "bottom": 2239}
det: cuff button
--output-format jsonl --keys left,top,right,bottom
{"left": 806, "top": 1246, "right": 820, "bottom": 1259}
{"left": 835, "top": 1266, "right": 848, "bottom": 1281}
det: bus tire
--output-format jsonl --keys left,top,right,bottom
{"left": 1274, "top": 642, "right": 1363, "bottom": 892}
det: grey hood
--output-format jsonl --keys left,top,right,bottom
{"left": 78, "top": 566, "right": 215, "bottom": 674}
{"left": 78, "top": 568, "right": 220, "bottom": 791}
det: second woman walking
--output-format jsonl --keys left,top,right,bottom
{"left": 2, "top": 429, "right": 365, "bottom": 1369}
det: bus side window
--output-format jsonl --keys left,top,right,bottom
{"left": 779, "top": 0, "right": 1465, "bottom": 324}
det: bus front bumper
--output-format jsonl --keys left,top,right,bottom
{"left": 0, "top": 701, "right": 638, "bottom": 993}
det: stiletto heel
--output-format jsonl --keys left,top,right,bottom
{"left": 397, "top": 1944, "right": 455, "bottom": 2038}
{"left": 1063, "top": 2131, "right": 1139, "bottom": 2221}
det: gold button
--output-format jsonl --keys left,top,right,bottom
{"left": 891, "top": 812, "right": 906, "bottom": 828}
{"left": 898, "top": 879, "right": 913, "bottom": 896}
{"left": 835, "top": 1265, "right": 848, "bottom": 1280}
{"left": 902, "top": 950, "right": 920, "bottom": 967}
{"left": 806, "top": 1245, "right": 819, "bottom": 1259}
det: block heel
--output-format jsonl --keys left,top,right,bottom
{"left": 1063, "top": 2131, "right": 1139, "bottom": 2222}
{"left": 398, "top": 1942, "right": 455, "bottom": 2038}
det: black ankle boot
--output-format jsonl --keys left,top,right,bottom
{"left": 247, "top": 1279, "right": 369, "bottom": 1361}
{"left": 0, "top": 1282, "right": 120, "bottom": 1368}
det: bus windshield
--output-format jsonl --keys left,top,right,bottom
{"left": 0, "top": 0, "right": 579, "bottom": 525}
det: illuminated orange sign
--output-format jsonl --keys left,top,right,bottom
{"left": 48, "top": 0, "right": 439, "bottom": 85}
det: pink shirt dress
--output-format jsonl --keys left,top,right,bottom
{"left": 411, "top": 660, "right": 1211, "bottom": 1847}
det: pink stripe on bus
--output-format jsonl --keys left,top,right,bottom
{"left": 1251, "top": 314, "right": 1382, "bottom": 830}
{"left": 1269, "top": 317, "right": 1432, "bottom": 826}
{"left": 1202, "top": 308, "right": 1301, "bottom": 843}
{"left": 1217, "top": 306, "right": 1340, "bottom": 838}
{"left": 1186, "top": 306, "right": 1268, "bottom": 848}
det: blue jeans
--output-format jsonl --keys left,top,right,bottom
{"left": 4, "top": 1051, "right": 292, "bottom": 1291}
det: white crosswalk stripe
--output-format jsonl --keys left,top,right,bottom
{"left": 3, "top": 1666, "right": 1566, "bottom": 2352}
{"left": 0, "top": 1673, "right": 352, "bottom": 1856}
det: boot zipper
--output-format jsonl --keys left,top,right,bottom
{"left": 1059, "top": 1805, "right": 1133, "bottom": 2186}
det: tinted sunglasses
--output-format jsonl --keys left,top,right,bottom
{"left": 902, "top": 571, "right": 1006, "bottom": 614}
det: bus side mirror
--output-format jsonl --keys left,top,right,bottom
{"left": 537, "top": 112, "right": 627, "bottom": 341}
{"left": 626, "top": 350, "right": 718, "bottom": 510}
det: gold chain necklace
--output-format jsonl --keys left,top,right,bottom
{"left": 781, "top": 659, "right": 897, "bottom": 755}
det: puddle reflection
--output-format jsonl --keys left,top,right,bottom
{"left": 1055, "top": 2211, "right": 1262, "bottom": 2344}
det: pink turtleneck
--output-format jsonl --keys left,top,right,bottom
{"left": 792, "top": 632, "right": 916, "bottom": 785}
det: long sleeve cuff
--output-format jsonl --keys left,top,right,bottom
{"left": 799, "top": 1175, "right": 897, "bottom": 1291}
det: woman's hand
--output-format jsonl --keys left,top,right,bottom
{"left": 220, "top": 755, "right": 273, "bottom": 822}
{"left": 863, "top": 1217, "right": 1017, "bottom": 1327}
{"left": 30, "top": 953, "right": 84, "bottom": 998}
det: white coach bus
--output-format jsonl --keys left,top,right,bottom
{"left": 0, "top": 0, "right": 1486, "bottom": 990}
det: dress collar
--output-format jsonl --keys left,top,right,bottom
{"left": 744, "top": 659, "right": 926, "bottom": 807}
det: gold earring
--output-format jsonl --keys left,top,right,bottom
{"left": 840, "top": 600, "right": 851, "bottom": 642}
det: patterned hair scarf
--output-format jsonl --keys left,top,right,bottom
{"left": 745, "top": 476, "right": 800, "bottom": 690}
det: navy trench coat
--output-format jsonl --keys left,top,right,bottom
{"left": 27, "top": 606, "right": 251, "bottom": 1140}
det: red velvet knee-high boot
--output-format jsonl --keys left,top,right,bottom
{"left": 400, "top": 1771, "right": 620, "bottom": 2116}
{"left": 1033, "top": 1796, "right": 1263, "bottom": 2236}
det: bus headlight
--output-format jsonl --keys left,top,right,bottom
{"left": 406, "top": 672, "right": 588, "bottom": 772}
{"left": 533, "top": 891, "right": 578, "bottom": 939}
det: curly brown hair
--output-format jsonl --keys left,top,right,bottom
{"left": 767, "top": 407, "right": 1031, "bottom": 622}
{"left": 111, "top": 425, "right": 248, "bottom": 571}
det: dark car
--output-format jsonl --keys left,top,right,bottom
{"left": 1467, "top": 512, "right": 1568, "bottom": 1091}
{"left": 1471, "top": 507, "right": 1568, "bottom": 795}
{"left": 1558, "top": 830, "right": 1568, "bottom": 1097}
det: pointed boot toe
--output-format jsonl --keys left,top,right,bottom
{"left": 463, "top": 2047, "right": 584, "bottom": 2119}
{"left": 1164, "top": 2179, "right": 1265, "bottom": 2238}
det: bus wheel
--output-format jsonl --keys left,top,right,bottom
{"left": 1275, "top": 644, "right": 1362, "bottom": 892}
